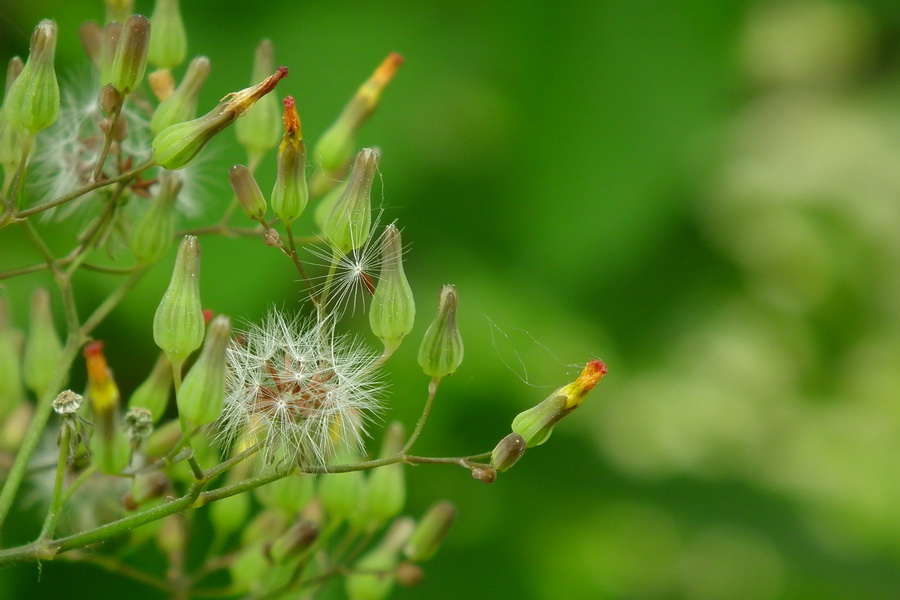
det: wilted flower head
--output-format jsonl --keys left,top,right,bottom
{"left": 217, "top": 310, "right": 384, "bottom": 467}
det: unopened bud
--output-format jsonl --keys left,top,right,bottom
{"left": 5, "top": 56, "right": 23, "bottom": 97}
{"left": 152, "top": 66, "right": 288, "bottom": 170}
{"left": 268, "top": 520, "right": 319, "bottom": 565}
{"left": 417, "top": 285, "right": 463, "bottom": 379}
{"left": 6, "top": 20, "right": 59, "bottom": 134}
{"left": 98, "top": 83, "right": 123, "bottom": 115}
{"left": 85, "top": 341, "right": 130, "bottom": 474}
{"left": 511, "top": 360, "right": 607, "bottom": 447}
{"left": 369, "top": 225, "right": 415, "bottom": 352}
{"left": 235, "top": 40, "right": 282, "bottom": 163}
{"left": 241, "top": 508, "right": 289, "bottom": 546}
{"left": 22, "top": 288, "right": 63, "bottom": 396}
{"left": 151, "top": 56, "right": 210, "bottom": 134}
{"left": 148, "top": 0, "right": 187, "bottom": 69}
{"left": 270, "top": 96, "right": 308, "bottom": 225}
{"left": 346, "top": 517, "right": 414, "bottom": 600}
{"left": 131, "top": 171, "right": 181, "bottom": 264}
{"left": 491, "top": 432, "right": 526, "bottom": 472}
{"left": 367, "top": 422, "right": 406, "bottom": 525}
{"left": 322, "top": 148, "right": 378, "bottom": 253}
{"left": 153, "top": 235, "right": 204, "bottom": 368}
{"left": 403, "top": 501, "right": 456, "bottom": 562}
{"left": 1, "top": 404, "right": 33, "bottom": 452}
{"left": 99, "top": 22, "right": 122, "bottom": 86}
{"left": 229, "top": 164, "right": 267, "bottom": 220}
{"left": 314, "top": 53, "right": 403, "bottom": 192}
{"left": 177, "top": 314, "right": 230, "bottom": 425}
{"left": 264, "top": 228, "right": 280, "bottom": 246}
{"left": 319, "top": 450, "right": 366, "bottom": 525}
{"left": 396, "top": 562, "right": 424, "bottom": 587}
{"left": 0, "top": 289, "right": 24, "bottom": 418}
{"left": 471, "top": 467, "right": 496, "bottom": 483}
{"left": 128, "top": 353, "right": 172, "bottom": 422}
{"left": 79, "top": 22, "right": 102, "bottom": 68}
{"left": 110, "top": 15, "right": 151, "bottom": 94}
{"left": 126, "top": 471, "right": 168, "bottom": 509}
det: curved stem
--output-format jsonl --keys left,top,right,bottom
{"left": 402, "top": 377, "right": 441, "bottom": 454}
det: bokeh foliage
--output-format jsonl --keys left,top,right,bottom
{"left": 3, "top": 0, "right": 900, "bottom": 598}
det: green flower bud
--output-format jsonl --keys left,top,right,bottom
{"left": 270, "top": 96, "right": 308, "bottom": 225}
{"left": 0, "top": 289, "right": 24, "bottom": 419}
{"left": 128, "top": 353, "right": 172, "bottom": 422}
{"left": 110, "top": 15, "right": 151, "bottom": 95}
{"left": 417, "top": 285, "right": 463, "bottom": 379}
{"left": 319, "top": 449, "right": 366, "bottom": 525}
{"left": 255, "top": 473, "right": 315, "bottom": 513}
{"left": 313, "top": 53, "right": 403, "bottom": 195}
{"left": 322, "top": 148, "right": 378, "bottom": 253}
{"left": 152, "top": 66, "right": 288, "bottom": 170}
{"left": 148, "top": 0, "right": 187, "bottom": 69}
{"left": 346, "top": 517, "right": 414, "bottom": 600}
{"left": 511, "top": 360, "right": 607, "bottom": 447}
{"left": 153, "top": 235, "right": 204, "bottom": 369}
{"left": 130, "top": 171, "right": 181, "bottom": 264}
{"left": 268, "top": 520, "right": 319, "bottom": 565}
{"left": 6, "top": 20, "right": 59, "bottom": 134}
{"left": 22, "top": 288, "right": 63, "bottom": 396}
{"left": 229, "top": 164, "right": 267, "bottom": 220}
{"left": 370, "top": 225, "right": 415, "bottom": 352}
{"left": 235, "top": 39, "right": 282, "bottom": 164}
{"left": 150, "top": 56, "right": 210, "bottom": 134}
{"left": 241, "top": 508, "right": 289, "bottom": 546}
{"left": 5, "top": 56, "right": 23, "bottom": 96}
{"left": 84, "top": 341, "right": 130, "bottom": 475}
{"left": 177, "top": 314, "right": 230, "bottom": 425}
{"left": 313, "top": 177, "right": 347, "bottom": 230}
{"left": 99, "top": 22, "right": 122, "bottom": 87}
{"left": 490, "top": 432, "right": 526, "bottom": 472}
{"left": 367, "top": 422, "right": 406, "bottom": 525}
{"left": 403, "top": 501, "right": 456, "bottom": 562}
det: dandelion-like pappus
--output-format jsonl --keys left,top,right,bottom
{"left": 217, "top": 309, "right": 384, "bottom": 467}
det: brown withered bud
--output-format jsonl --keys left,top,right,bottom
{"left": 471, "top": 467, "right": 497, "bottom": 484}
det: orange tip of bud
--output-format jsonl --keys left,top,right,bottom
{"left": 83, "top": 340, "right": 105, "bottom": 358}
{"left": 560, "top": 359, "right": 607, "bottom": 409}
{"left": 202, "top": 309, "right": 215, "bottom": 324}
{"left": 282, "top": 95, "right": 301, "bottom": 137}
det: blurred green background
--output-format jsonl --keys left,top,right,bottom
{"left": 3, "top": 0, "right": 900, "bottom": 598}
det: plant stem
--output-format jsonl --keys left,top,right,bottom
{"left": 38, "top": 425, "right": 71, "bottom": 541}
{"left": 402, "top": 377, "right": 441, "bottom": 453}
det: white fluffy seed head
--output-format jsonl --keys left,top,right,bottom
{"left": 216, "top": 309, "right": 384, "bottom": 468}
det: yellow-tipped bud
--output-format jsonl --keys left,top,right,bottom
{"left": 270, "top": 96, "right": 308, "bottom": 225}
{"left": 177, "top": 314, "right": 230, "bottom": 426}
{"left": 417, "top": 285, "right": 463, "bottom": 379}
{"left": 511, "top": 360, "right": 607, "bottom": 447}
{"left": 314, "top": 52, "right": 403, "bottom": 189}
{"left": 22, "top": 288, "right": 63, "bottom": 396}
{"left": 322, "top": 148, "right": 378, "bottom": 253}
{"left": 148, "top": 0, "right": 187, "bottom": 69}
{"left": 150, "top": 56, "right": 210, "bottom": 134}
{"left": 84, "top": 341, "right": 130, "bottom": 475}
{"left": 110, "top": 14, "right": 151, "bottom": 95}
{"left": 153, "top": 235, "right": 204, "bottom": 368}
{"left": 235, "top": 39, "right": 282, "bottom": 163}
{"left": 152, "top": 66, "right": 288, "bottom": 170}
{"left": 6, "top": 20, "right": 59, "bottom": 134}
{"left": 105, "top": 0, "right": 134, "bottom": 24}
